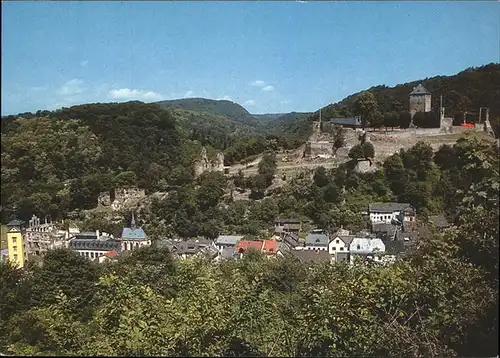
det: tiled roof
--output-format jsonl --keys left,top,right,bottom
{"left": 173, "top": 239, "right": 213, "bottom": 255}
{"left": 262, "top": 240, "right": 278, "bottom": 254}
{"left": 291, "top": 250, "right": 331, "bottom": 264}
{"left": 214, "top": 235, "right": 244, "bottom": 246}
{"left": 282, "top": 232, "right": 300, "bottom": 247}
{"left": 69, "top": 239, "right": 121, "bottom": 251}
{"left": 121, "top": 227, "right": 147, "bottom": 240}
{"left": 104, "top": 250, "right": 118, "bottom": 258}
{"left": 305, "top": 233, "right": 329, "bottom": 247}
{"left": 235, "top": 240, "right": 263, "bottom": 252}
{"left": 369, "top": 202, "right": 413, "bottom": 213}
{"left": 409, "top": 83, "right": 431, "bottom": 95}
{"left": 332, "top": 235, "right": 355, "bottom": 246}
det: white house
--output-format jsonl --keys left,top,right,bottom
{"left": 368, "top": 203, "right": 416, "bottom": 224}
{"left": 349, "top": 237, "right": 386, "bottom": 264}
{"left": 299, "top": 232, "right": 329, "bottom": 251}
{"left": 328, "top": 235, "right": 354, "bottom": 256}
{"left": 68, "top": 232, "right": 121, "bottom": 261}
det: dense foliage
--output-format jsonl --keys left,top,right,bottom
{"left": 0, "top": 156, "right": 497, "bottom": 356}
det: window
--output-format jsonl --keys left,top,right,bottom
{"left": 12, "top": 237, "right": 17, "bottom": 244}
{"left": 332, "top": 247, "right": 336, "bottom": 251}
{"left": 13, "top": 254, "right": 18, "bottom": 260}
{"left": 340, "top": 247, "right": 344, "bottom": 251}
{"left": 336, "top": 239, "right": 340, "bottom": 244}
{"left": 12, "top": 245, "right": 17, "bottom": 252}
{"left": 357, "top": 245, "right": 360, "bottom": 250}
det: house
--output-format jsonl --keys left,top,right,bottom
{"left": 327, "top": 117, "right": 362, "bottom": 128}
{"left": 6, "top": 219, "right": 27, "bottom": 268}
{"left": 276, "top": 241, "right": 292, "bottom": 257}
{"left": 98, "top": 250, "right": 119, "bottom": 263}
{"left": 301, "top": 232, "right": 329, "bottom": 251}
{"left": 274, "top": 218, "right": 302, "bottom": 235}
{"left": 213, "top": 235, "right": 244, "bottom": 252}
{"left": 368, "top": 203, "right": 416, "bottom": 224}
{"left": 120, "top": 213, "right": 151, "bottom": 251}
{"left": 290, "top": 250, "right": 332, "bottom": 264}
{"left": 262, "top": 239, "right": 278, "bottom": 256}
{"left": 68, "top": 232, "right": 122, "bottom": 261}
{"left": 328, "top": 235, "right": 354, "bottom": 256}
{"left": 371, "top": 223, "right": 398, "bottom": 240}
{"left": 349, "top": 237, "right": 386, "bottom": 264}
{"left": 235, "top": 240, "right": 263, "bottom": 254}
{"left": 428, "top": 214, "right": 451, "bottom": 231}
{"left": 280, "top": 232, "right": 300, "bottom": 249}
{"left": 170, "top": 239, "right": 217, "bottom": 260}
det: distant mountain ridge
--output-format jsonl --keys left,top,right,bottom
{"left": 155, "top": 98, "right": 260, "bottom": 126}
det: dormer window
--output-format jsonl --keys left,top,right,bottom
{"left": 357, "top": 244, "right": 360, "bottom": 250}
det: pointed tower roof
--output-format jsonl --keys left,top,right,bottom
{"left": 131, "top": 212, "right": 136, "bottom": 230}
{"left": 410, "top": 83, "right": 431, "bottom": 95}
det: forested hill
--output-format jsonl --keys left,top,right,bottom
{"left": 0, "top": 102, "right": 206, "bottom": 223}
{"left": 155, "top": 98, "right": 260, "bottom": 126}
{"left": 311, "top": 63, "right": 500, "bottom": 123}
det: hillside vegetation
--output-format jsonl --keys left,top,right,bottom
{"left": 312, "top": 63, "right": 500, "bottom": 133}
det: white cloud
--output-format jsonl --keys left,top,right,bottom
{"left": 262, "top": 85, "right": 275, "bottom": 92}
{"left": 249, "top": 80, "right": 266, "bottom": 87}
{"left": 80, "top": 60, "right": 89, "bottom": 67}
{"left": 244, "top": 99, "right": 256, "bottom": 106}
{"left": 108, "top": 88, "right": 163, "bottom": 100}
{"left": 183, "top": 90, "right": 195, "bottom": 98}
{"left": 57, "top": 78, "right": 85, "bottom": 97}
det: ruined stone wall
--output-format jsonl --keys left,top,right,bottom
{"left": 303, "top": 141, "right": 334, "bottom": 159}
{"left": 98, "top": 186, "right": 146, "bottom": 211}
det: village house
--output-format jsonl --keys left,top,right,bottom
{"left": 119, "top": 213, "right": 151, "bottom": 251}
{"left": 213, "top": 235, "right": 244, "bottom": 252}
{"left": 296, "top": 231, "right": 329, "bottom": 251}
{"left": 368, "top": 203, "right": 416, "bottom": 224}
{"left": 328, "top": 235, "right": 354, "bottom": 256}
{"left": 273, "top": 218, "right": 302, "bottom": 235}
{"left": 349, "top": 237, "right": 386, "bottom": 264}
{"left": 169, "top": 239, "right": 218, "bottom": 260}
{"left": 428, "top": 214, "right": 451, "bottom": 231}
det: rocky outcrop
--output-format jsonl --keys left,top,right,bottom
{"left": 194, "top": 147, "right": 225, "bottom": 177}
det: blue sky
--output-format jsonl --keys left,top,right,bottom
{"left": 2, "top": 1, "right": 499, "bottom": 115}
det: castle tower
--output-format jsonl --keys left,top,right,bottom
{"left": 6, "top": 219, "right": 27, "bottom": 268}
{"left": 409, "top": 83, "right": 431, "bottom": 118}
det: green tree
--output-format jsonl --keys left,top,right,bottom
{"left": 362, "top": 142, "right": 375, "bottom": 158}
{"left": 348, "top": 144, "right": 364, "bottom": 160}
{"left": 313, "top": 166, "right": 330, "bottom": 188}
{"left": 352, "top": 91, "right": 378, "bottom": 128}
{"left": 399, "top": 111, "right": 412, "bottom": 129}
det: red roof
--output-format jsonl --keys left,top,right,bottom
{"left": 235, "top": 240, "right": 263, "bottom": 253}
{"left": 461, "top": 123, "right": 475, "bottom": 128}
{"left": 104, "top": 250, "right": 118, "bottom": 258}
{"left": 262, "top": 240, "right": 278, "bottom": 254}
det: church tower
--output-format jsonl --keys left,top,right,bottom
{"left": 6, "top": 219, "right": 27, "bottom": 268}
{"left": 409, "top": 83, "right": 431, "bottom": 118}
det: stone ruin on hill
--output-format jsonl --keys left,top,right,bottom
{"left": 98, "top": 186, "right": 146, "bottom": 211}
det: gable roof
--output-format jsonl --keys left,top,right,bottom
{"left": 290, "top": 250, "right": 331, "bottom": 264}
{"left": 331, "top": 235, "right": 355, "bottom": 246}
{"left": 104, "top": 250, "right": 118, "bottom": 258}
{"left": 214, "top": 235, "right": 244, "bottom": 246}
{"left": 262, "top": 240, "right": 278, "bottom": 254}
{"left": 369, "top": 202, "right": 413, "bottom": 213}
{"left": 282, "top": 232, "right": 300, "bottom": 247}
{"left": 410, "top": 83, "right": 431, "bottom": 95}
{"left": 235, "top": 240, "right": 263, "bottom": 252}
{"left": 305, "top": 233, "right": 329, "bottom": 247}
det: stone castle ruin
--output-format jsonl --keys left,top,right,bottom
{"left": 98, "top": 187, "right": 146, "bottom": 211}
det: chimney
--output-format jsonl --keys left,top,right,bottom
{"left": 96, "top": 230, "right": 100, "bottom": 239}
